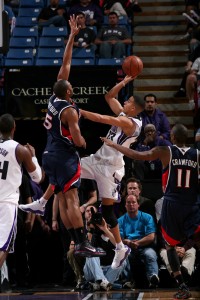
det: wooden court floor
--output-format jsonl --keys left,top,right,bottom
{"left": 1, "top": 288, "right": 200, "bottom": 300}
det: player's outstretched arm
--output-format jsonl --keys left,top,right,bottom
{"left": 104, "top": 75, "right": 134, "bottom": 116}
{"left": 101, "top": 137, "right": 167, "bottom": 162}
{"left": 57, "top": 15, "right": 80, "bottom": 81}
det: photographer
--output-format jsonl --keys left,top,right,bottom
{"left": 83, "top": 208, "right": 127, "bottom": 291}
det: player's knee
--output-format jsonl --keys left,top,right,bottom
{"left": 101, "top": 205, "right": 118, "bottom": 228}
{"left": 167, "top": 247, "right": 180, "bottom": 272}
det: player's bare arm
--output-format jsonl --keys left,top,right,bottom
{"left": 61, "top": 107, "right": 86, "bottom": 148}
{"left": 101, "top": 137, "right": 170, "bottom": 167}
{"left": 16, "top": 144, "right": 42, "bottom": 183}
{"left": 80, "top": 110, "right": 135, "bottom": 131}
{"left": 57, "top": 15, "right": 80, "bottom": 81}
{"left": 104, "top": 75, "right": 134, "bottom": 116}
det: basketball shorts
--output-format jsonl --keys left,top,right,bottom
{"left": 81, "top": 154, "right": 124, "bottom": 201}
{"left": 0, "top": 203, "right": 17, "bottom": 253}
{"left": 161, "top": 197, "right": 200, "bottom": 246}
{"left": 42, "top": 149, "right": 81, "bottom": 193}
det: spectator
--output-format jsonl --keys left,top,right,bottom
{"left": 139, "top": 93, "right": 171, "bottom": 142}
{"left": 133, "top": 124, "right": 172, "bottom": 180}
{"left": 117, "top": 177, "right": 156, "bottom": 219}
{"left": 83, "top": 216, "right": 127, "bottom": 291}
{"left": 68, "top": 0, "right": 103, "bottom": 29}
{"left": 185, "top": 55, "right": 200, "bottom": 109}
{"left": 72, "top": 12, "right": 96, "bottom": 52}
{"left": 94, "top": 11, "right": 132, "bottom": 58}
{"left": 195, "top": 127, "right": 200, "bottom": 149}
{"left": 99, "top": 0, "right": 128, "bottom": 17}
{"left": 37, "top": 0, "right": 67, "bottom": 30}
{"left": 118, "top": 194, "right": 159, "bottom": 288}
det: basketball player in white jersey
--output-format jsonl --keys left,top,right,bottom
{"left": 79, "top": 76, "right": 145, "bottom": 269}
{"left": 0, "top": 113, "right": 42, "bottom": 269}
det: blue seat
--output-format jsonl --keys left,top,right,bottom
{"left": 38, "top": 36, "right": 65, "bottom": 48}
{"left": 6, "top": 48, "right": 34, "bottom": 60}
{"left": 4, "top": 58, "right": 33, "bottom": 66}
{"left": 42, "top": 26, "right": 68, "bottom": 37}
{"left": 71, "top": 58, "right": 95, "bottom": 65}
{"left": 72, "top": 48, "right": 95, "bottom": 58}
{"left": 18, "top": 7, "right": 41, "bottom": 17}
{"left": 12, "top": 27, "right": 38, "bottom": 41}
{"left": 45, "top": 0, "right": 70, "bottom": 5}
{"left": 37, "top": 47, "right": 64, "bottom": 58}
{"left": 97, "top": 58, "right": 124, "bottom": 65}
{"left": 9, "top": 37, "right": 36, "bottom": 48}
{"left": 35, "top": 58, "right": 62, "bottom": 66}
{"left": 20, "top": 0, "right": 44, "bottom": 8}
{"left": 15, "top": 16, "right": 38, "bottom": 27}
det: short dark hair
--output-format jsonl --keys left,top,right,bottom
{"left": 133, "top": 95, "right": 145, "bottom": 110}
{"left": 75, "top": 11, "right": 85, "bottom": 18}
{"left": 122, "top": 177, "right": 142, "bottom": 197}
{"left": 53, "top": 80, "right": 69, "bottom": 99}
{"left": 108, "top": 11, "right": 118, "bottom": 18}
{"left": 144, "top": 93, "right": 157, "bottom": 102}
{"left": 171, "top": 123, "right": 188, "bottom": 144}
{"left": 0, "top": 114, "right": 15, "bottom": 134}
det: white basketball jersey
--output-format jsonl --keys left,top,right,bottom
{"left": 0, "top": 140, "right": 22, "bottom": 205}
{"left": 94, "top": 113, "right": 142, "bottom": 167}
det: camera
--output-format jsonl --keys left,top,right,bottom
{"left": 88, "top": 207, "right": 103, "bottom": 226}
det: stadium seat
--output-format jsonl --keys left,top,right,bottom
{"left": 6, "top": 48, "right": 34, "bottom": 61}
{"left": 12, "top": 27, "right": 38, "bottom": 43}
{"left": 72, "top": 48, "right": 95, "bottom": 58}
{"left": 45, "top": 0, "right": 70, "bottom": 5}
{"left": 19, "top": 0, "right": 44, "bottom": 8}
{"left": 38, "top": 36, "right": 65, "bottom": 48}
{"left": 42, "top": 26, "right": 68, "bottom": 37}
{"left": 71, "top": 58, "right": 95, "bottom": 65}
{"left": 37, "top": 47, "right": 64, "bottom": 58}
{"left": 18, "top": 7, "right": 41, "bottom": 17}
{"left": 35, "top": 58, "right": 62, "bottom": 66}
{"left": 97, "top": 58, "right": 124, "bottom": 65}
{"left": 15, "top": 16, "right": 38, "bottom": 27}
{"left": 9, "top": 37, "right": 36, "bottom": 48}
{"left": 4, "top": 58, "right": 33, "bottom": 66}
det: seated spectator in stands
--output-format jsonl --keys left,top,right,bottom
{"left": 4, "top": 4, "right": 15, "bottom": 26}
{"left": 118, "top": 194, "right": 159, "bottom": 288}
{"left": 99, "top": 0, "right": 128, "bottom": 17}
{"left": 78, "top": 178, "right": 98, "bottom": 214}
{"left": 133, "top": 124, "right": 172, "bottom": 180}
{"left": 185, "top": 55, "right": 200, "bottom": 110}
{"left": 37, "top": 0, "right": 67, "bottom": 30}
{"left": 195, "top": 127, "right": 200, "bottom": 149}
{"left": 83, "top": 215, "right": 127, "bottom": 291}
{"left": 116, "top": 177, "right": 156, "bottom": 219}
{"left": 68, "top": 0, "right": 103, "bottom": 29}
{"left": 99, "top": 0, "right": 142, "bottom": 18}
{"left": 94, "top": 11, "right": 132, "bottom": 58}
{"left": 72, "top": 12, "right": 96, "bottom": 52}
{"left": 139, "top": 93, "right": 171, "bottom": 142}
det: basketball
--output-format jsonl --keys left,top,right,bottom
{"left": 122, "top": 55, "right": 143, "bottom": 78}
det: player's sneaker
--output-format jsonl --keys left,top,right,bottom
{"left": 149, "top": 274, "right": 159, "bottom": 288}
{"left": 19, "top": 199, "right": 46, "bottom": 216}
{"left": 100, "top": 279, "right": 112, "bottom": 291}
{"left": 74, "top": 241, "right": 99, "bottom": 257}
{"left": 174, "top": 283, "right": 191, "bottom": 299}
{"left": 111, "top": 245, "right": 131, "bottom": 269}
